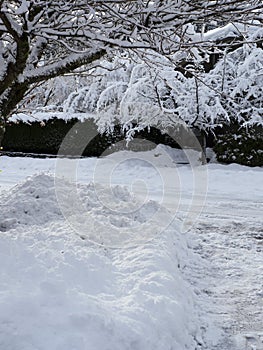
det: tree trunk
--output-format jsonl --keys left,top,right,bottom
{"left": 0, "top": 119, "right": 5, "bottom": 148}
{"left": 0, "top": 82, "right": 29, "bottom": 147}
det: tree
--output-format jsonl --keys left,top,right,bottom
{"left": 1, "top": 0, "right": 262, "bottom": 144}
{"left": 65, "top": 24, "right": 262, "bottom": 135}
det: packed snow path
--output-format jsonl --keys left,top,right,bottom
{"left": 184, "top": 196, "right": 263, "bottom": 350}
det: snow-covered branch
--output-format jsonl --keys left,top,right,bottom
{"left": 0, "top": 0, "right": 262, "bottom": 144}
{"left": 64, "top": 26, "right": 262, "bottom": 133}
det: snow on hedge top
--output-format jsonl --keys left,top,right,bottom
{"left": 9, "top": 111, "right": 96, "bottom": 123}
{"left": 0, "top": 174, "right": 202, "bottom": 350}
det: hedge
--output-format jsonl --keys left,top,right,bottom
{"left": 2, "top": 118, "right": 181, "bottom": 157}
{"left": 214, "top": 124, "right": 263, "bottom": 167}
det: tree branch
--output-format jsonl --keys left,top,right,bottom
{"left": 21, "top": 49, "right": 107, "bottom": 84}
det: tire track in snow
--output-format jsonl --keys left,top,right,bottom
{"left": 183, "top": 198, "right": 263, "bottom": 350}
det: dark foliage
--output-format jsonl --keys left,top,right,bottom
{"left": 2, "top": 118, "right": 180, "bottom": 157}
{"left": 214, "top": 124, "right": 263, "bottom": 167}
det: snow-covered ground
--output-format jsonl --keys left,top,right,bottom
{"left": 0, "top": 146, "right": 262, "bottom": 350}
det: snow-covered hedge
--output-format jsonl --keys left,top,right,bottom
{"left": 3, "top": 118, "right": 109, "bottom": 157}
{"left": 214, "top": 124, "right": 263, "bottom": 167}
{"left": 2, "top": 115, "right": 180, "bottom": 156}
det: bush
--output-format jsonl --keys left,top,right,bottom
{"left": 214, "top": 124, "right": 263, "bottom": 167}
{"left": 2, "top": 117, "right": 180, "bottom": 156}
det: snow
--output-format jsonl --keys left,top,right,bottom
{"left": 0, "top": 149, "right": 204, "bottom": 350}
{"left": 0, "top": 146, "right": 262, "bottom": 349}
{"left": 203, "top": 23, "right": 259, "bottom": 42}
{"left": 9, "top": 112, "right": 96, "bottom": 124}
{"left": 102, "top": 143, "right": 202, "bottom": 167}
{"left": 0, "top": 177, "right": 200, "bottom": 350}
{"left": 15, "top": 0, "right": 30, "bottom": 15}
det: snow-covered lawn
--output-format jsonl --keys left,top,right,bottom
{"left": 0, "top": 146, "right": 262, "bottom": 350}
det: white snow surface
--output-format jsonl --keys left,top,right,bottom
{"left": 9, "top": 111, "right": 95, "bottom": 123}
{"left": 0, "top": 146, "right": 262, "bottom": 350}
{"left": 0, "top": 156, "right": 202, "bottom": 350}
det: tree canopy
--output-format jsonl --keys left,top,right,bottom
{"left": 0, "top": 0, "right": 262, "bottom": 143}
{"left": 63, "top": 25, "right": 263, "bottom": 133}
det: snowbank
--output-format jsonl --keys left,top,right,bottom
{"left": 105, "top": 144, "right": 202, "bottom": 167}
{"left": 0, "top": 174, "right": 201, "bottom": 350}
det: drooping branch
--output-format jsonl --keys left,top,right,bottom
{"left": 0, "top": 0, "right": 262, "bottom": 127}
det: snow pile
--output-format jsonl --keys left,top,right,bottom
{"left": 105, "top": 144, "right": 202, "bottom": 167}
{"left": 0, "top": 175, "right": 63, "bottom": 231}
{"left": 1, "top": 174, "right": 172, "bottom": 246}
{"left": 0, "top": 174, "right": 202, "bottom": 350}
